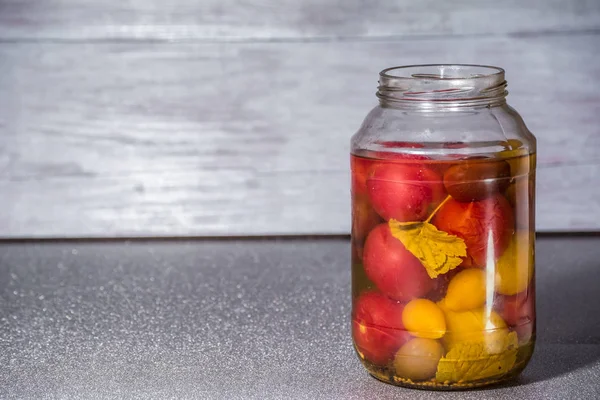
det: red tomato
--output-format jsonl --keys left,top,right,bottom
{"left": 352, "top": 195, "right": 382, "bottom": 260}
{"left": 352, "top": 195, "right": 381, "bottom": 242}
{"left": 426, "top": 268, "right": 460, "bottom": 302}
{"left": 351, "top": 156, "right": 375, "bottom": 196}
{"left": 352, "top": 291, "right": 411, "bottom": 365}
{"left": 421, "top": 166, "right": 447, "bottom": 208}
{"left": 367, "top": 163, "right": 441, "bottom": 222}
{"left": 433, "top": 194, "right": 514, "bottom": 267}
{"left": 495, "top": 289, "right": 535, "bottom": 343}
{"left": 363, "top": 223, "right": 433, "bottom": 301}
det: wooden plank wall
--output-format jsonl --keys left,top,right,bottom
{"left": 0, "top": 1, "right": 599, "bottom": 237}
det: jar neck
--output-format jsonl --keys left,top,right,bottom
{"left": 376, "top": 64, "right": 508, "bottom": 111}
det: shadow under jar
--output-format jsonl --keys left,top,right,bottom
{"left": 350, "top": 65, "right": 536, "bottom": 390}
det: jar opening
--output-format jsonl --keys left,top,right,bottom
{"left": 381, "top": 64, "right": 504, "bottom": 80}
{"left": 377, "top": 64, "right": 507, "bottom": 109}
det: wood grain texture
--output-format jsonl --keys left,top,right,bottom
{"left": 0, "top": 33, "right": 598, "bottom": 237}
{"left": 0, "top": 164, "right": 598, "bottom": 237}
{"left": 1, "top": 0, "right": 599, "bottom": 41}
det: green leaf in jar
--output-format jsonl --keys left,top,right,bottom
{"left": 389, "top": 219, "right": 467, "bottom": 279}
{"left": 435, "top": 331, "right": 518, "bottom": 383}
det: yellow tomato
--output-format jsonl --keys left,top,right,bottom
{"left": 440, "top": 303, "right": 509, "bottom": 354}
{"left": 402, "top": 299, "right": 446, "bottom": 339}
{"left": 444, "top": 269, "right": 486, "bottom": 311}
{"left": 495, "top": 232, "right": 534, "bottom": 295}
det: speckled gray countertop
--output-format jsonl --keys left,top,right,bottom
{"left": 1, "top": 237, "right": 600, "bottom": 399}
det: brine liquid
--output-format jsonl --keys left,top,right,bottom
{"left": 351, "top": 150, "right": 535, "bottom": 390}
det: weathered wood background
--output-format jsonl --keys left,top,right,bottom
{"left": 0, "top": 1, "right": 599, "bottom": 237}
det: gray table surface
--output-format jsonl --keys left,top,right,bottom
{"left": 1, "top": 236, "right": 599, "bottom": 399}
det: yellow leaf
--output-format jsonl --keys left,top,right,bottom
{"left": 436, "top": 331, "right": 518, "bottom": 383}
{"left": 389, "top": 219, "right": 467, "bottom": 279}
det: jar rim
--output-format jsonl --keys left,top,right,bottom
{"left": 377, "top": 64, "right": 508, "bottom": 109}
{"left": 380, "top": 64, "right": 505, "bottom": 81}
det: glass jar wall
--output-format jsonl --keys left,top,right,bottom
{"left": 350, "top": 65, "right": 536, "bottom": 390}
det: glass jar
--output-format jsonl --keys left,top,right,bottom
{"left": 350, "top": 65, "right": 536, "bottom": 390}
